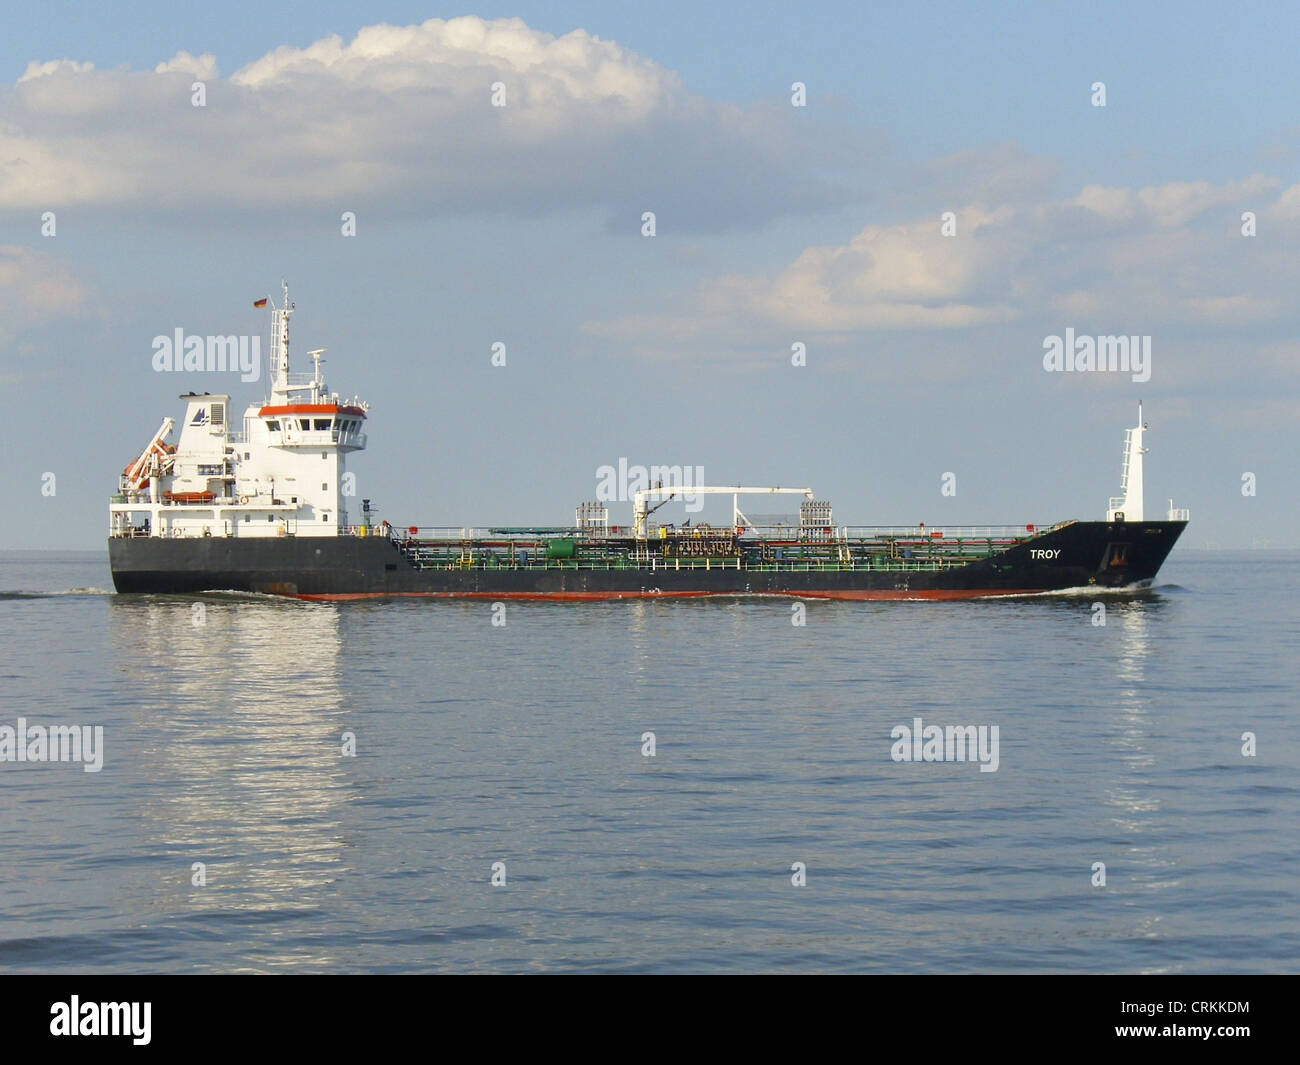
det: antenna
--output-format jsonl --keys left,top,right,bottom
{"left": 308, "top": 348, "right": 327, "bottom": 396}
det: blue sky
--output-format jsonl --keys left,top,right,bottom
{"left": 2, "top": 2, "right": 1297, "bottom": 547}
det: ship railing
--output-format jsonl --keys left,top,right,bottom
{"left": 384, "top": 524, "right": 1035, "bottom": 544}
{"left": 394, "top": 526, "right": 590, "bottom": 542}
{"left": 391, "top": 555, "right": 978, "bottom": 573}
{"left": 272, "top": 427, "right": 367, "bottom": 447}
{"left": 385, "top": 541, "right": 1018, "bottom": 564}
{"left": 725, "top": 523, "right": 1045, "bottom": 541}
{"left": 836, "top": 524, "right": 1044, "bottom": 540}
{"left": 236, "top": 426, "right": 367, "bottom": 448}
{"left": 400, "top": 526, "right": 480, "bottom": 539}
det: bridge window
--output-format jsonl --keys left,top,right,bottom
{"left": 314, "top": 419, "right": 331, "bottom": 431}
{"left": 266, "top": 420, "right": 280, "bottom": 431}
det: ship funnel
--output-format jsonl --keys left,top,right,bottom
{"left": 1107, "top": 402, "right": 1147, "bottom": 521}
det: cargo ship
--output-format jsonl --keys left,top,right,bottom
{"left": 109, "top": 287, "right": 1188, "bottom": 600}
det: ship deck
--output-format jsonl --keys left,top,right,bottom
{"left": 379, "top": 522, "right": 1070, "bottom": 574}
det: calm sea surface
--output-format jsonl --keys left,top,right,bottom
{"left": 0, "top": 550, "right": 1296, "bottom": 973}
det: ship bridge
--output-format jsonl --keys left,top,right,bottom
{"left": 110, "top": 284, "right": 370, "bottom": 540}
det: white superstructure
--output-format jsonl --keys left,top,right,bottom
{"left": 109, "top": 285, "right": 370, "bottom": 539}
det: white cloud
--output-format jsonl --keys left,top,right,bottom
{"left": 1268, "top": 183, "right": 1300, "bottom": 219}
{"left": 154, "top": 51, "right": 219, "bottom": 79}
{"left": 586, "top": 177, "right": 1300, "bottom": 358}
{"left": 0, "top": 246, "right": 89, "bottom": 342}
{"left": 1069, "top": 177, "right": 1278, "bottom": 228}
{"left": 0, "top": 17, "right": 868, "bottom": 227}
{"left": 229, "top": 19, "right": 665, "bottom": 116}
{"left": 17, "top": 59, "right": 93, "bottom": 83}
{"left": 715, "top": 206, "right": 1023, "bottom": 331}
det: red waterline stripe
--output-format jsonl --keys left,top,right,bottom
{"left": 293, "top": 588, "right": 1040, "bottom": 602}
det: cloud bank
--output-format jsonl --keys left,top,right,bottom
{"left": 0, "top": 17, "right": 868, "bottom": 228}
{"left": 585, "top": 174, "right": 1299, "bottom": 359}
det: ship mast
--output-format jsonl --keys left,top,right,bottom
{"left": 269, "top": 280, "right": 294, "bottom": 404}
{"left": 1107, "top": 401, "right": 1148, "bottom": 522}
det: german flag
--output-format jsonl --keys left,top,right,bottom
{"left": 253, "top": 297, "right": 268, "bottom": 308}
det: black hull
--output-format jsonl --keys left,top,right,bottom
{"left": 109, "top": 521, "right": 1186, "bottom": 599}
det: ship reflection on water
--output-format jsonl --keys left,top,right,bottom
{"left": 1106, "top": 597, "right": 1159, "bottom": 814}
{"left": 1101, "top": 597, "right": 1182, "bottom": 944}
{"left": 110, "top": 594, "right": 354, "bottom": 953}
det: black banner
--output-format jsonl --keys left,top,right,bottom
{"left": 1, "top": 975, "right": 1287, "bottom": 1051}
